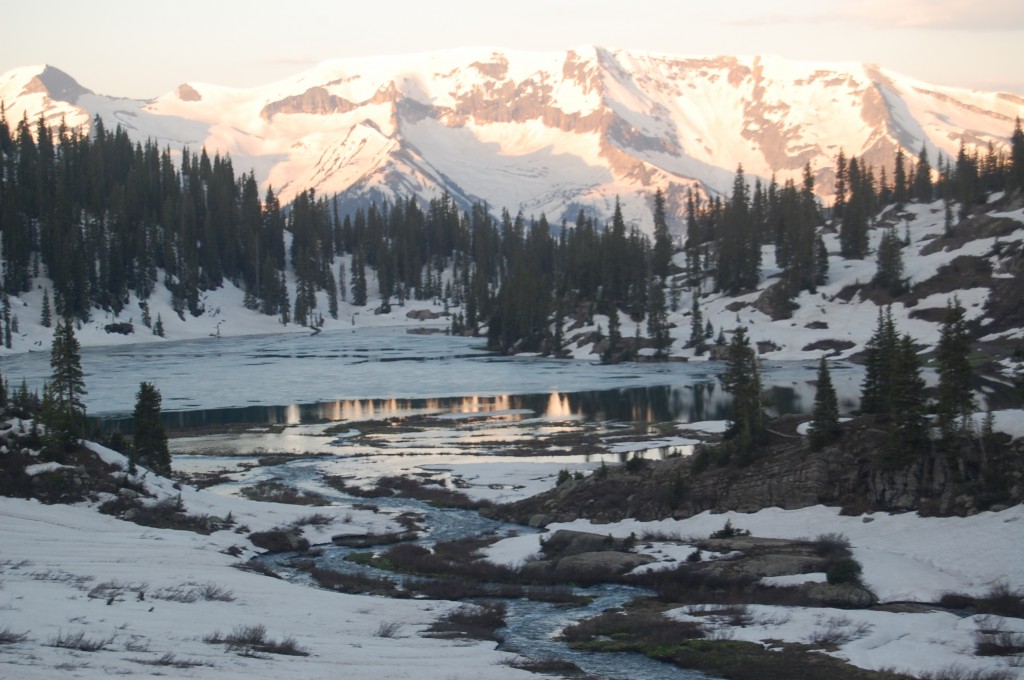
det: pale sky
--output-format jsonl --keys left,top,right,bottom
{"left": 3, "top": 0, "right": 1023, "bottom": 98}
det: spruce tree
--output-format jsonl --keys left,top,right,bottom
{"left": 935, "top": 297, "right": 975, "bottom": 443}
{"left": 808, "top": 356, "right": 841, "bottom": 450}
{"left": 646, "top": 277, "right": 671, "bottom": 358}
{"left": 873, "top": 227, "right": 906, "bottom": 295}
{"left": 46, "top": 319, "right": 87, "bottom": 452}
{"left": 651, "top": 188, "right": 673, "bottom": 280}
{"left": 722, "top": 326, "right": 764, "bottom": 463}
{"left": 689, "top": 297, "right": 707, "bottom": 356}
{"left": 41, "top": 288, "right": 52, "bottom": 328}
{"left": 861, "top": 306, "right": 898, "bottom": 414}
{"left": 153, "top": 314, "right": 165, "bottom": 337}
{"left": 131, "top": 381, "right": 170, "bottom": 476}
{"left": 883, "top": 334, "right": 929, "bottom": 467}
{"left": 913, "top": 146, "right": 933, "bottom": 202}
{"left": 1008, "top": 117, "right": 1024, "bottom": 196}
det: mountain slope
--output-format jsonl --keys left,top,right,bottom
{"left": 2, "top": 48, "right": 1022, "bottom": 231}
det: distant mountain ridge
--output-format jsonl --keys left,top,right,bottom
{"left": 2, "top": 48, "right": 1022, "bottom": 231}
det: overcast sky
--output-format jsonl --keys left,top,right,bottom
{"left": 3, "top": 0, "right": 1023, "bottom": 98}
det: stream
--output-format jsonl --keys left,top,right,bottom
{"left": 247, "top": 460, "right": 710, "bottom": 680}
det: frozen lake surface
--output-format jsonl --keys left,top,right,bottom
{"left": 1, "top": 327, "right": 863, "bottom": 421}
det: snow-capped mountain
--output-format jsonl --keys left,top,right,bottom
{"left": 2, "top": 48, "right": 1022, "bottom": 231}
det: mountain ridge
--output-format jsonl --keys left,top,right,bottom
{"left": 2, "top": 48, "right": 1022, "bottom": 231}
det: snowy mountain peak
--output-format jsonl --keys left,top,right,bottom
{"left": 3, "top": 49, "right": 1022, "bottom": 231}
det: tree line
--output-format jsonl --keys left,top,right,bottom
{"left": 2, "top": 106, "right": 1022, "bottom": 360}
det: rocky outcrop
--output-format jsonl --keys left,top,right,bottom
{"left": 519, "top": 529, "right": 655, "bottom": 580}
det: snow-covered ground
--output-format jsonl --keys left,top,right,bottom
{"left": 0, "top": 444, "right": 536, "bottom": 680}
{"left": 483, "top": 504, "right": 1024, "bottom": 678}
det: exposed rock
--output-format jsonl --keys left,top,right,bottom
{"left": 249, "top": 529, "right": 310, "bottom": 553}
{"left": 541, "top": 529, "right": 629, "bottom": 557}
{"left": 551, "top": 551, "right": 654, "bottom": 578}
{"left": 405, "top": 309, "right": 444, "bottom": 320}
{"left": 799, "top": 581, "right": 877, "bottom": 608}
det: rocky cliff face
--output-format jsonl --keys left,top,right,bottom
{"left": 500, "top": 415, "right": 1024, "bottom": 526}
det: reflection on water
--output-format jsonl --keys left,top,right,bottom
{"left": 96, "top": 381, "right": 807, "bottom": 434}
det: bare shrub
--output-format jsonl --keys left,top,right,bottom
{"left": 291, "top": 513, "right": 333, "bottom": 528}
{"left": 239, "top": 480, "right": 330, "bottom": 506}
{"left": 375, "top": 621, "right": 403, "bottom": 638}
{"left": 425, "top": 602, "right": 507, "bottom": 641}
{"left": 205, "top": 624, "right": 309, "bottom": 657}
{"left": 48, "top": 630, "right": 116, "bottom": 652}
{"left": 563, "top": 608, "right": 704, "bottom": 648}
{"left": 974, "top": 615, "right": 1024, "bottom": 657}
{"left": 806, "top": 615, "right": 873, "bottom": 649}
{"left": 498, "top": 656, "right": 584, "bottom": 674}
{"left": 155, "top": 582, "right": 235, "bottom": 603}
{"left": 0, "top": 627, "right": 29, "bottom": 644}
{"left": 917, "top": 666, "right": 1016, "bottom": 680}
{"left": 812, "top": 533, "right": 852, "bottom": 558}
{"left": 132, "top": 652, "right": 209, "bottom": 668}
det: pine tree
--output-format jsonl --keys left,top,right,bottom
{"left": 131, "top": 381, "right": 170, "bottom": 476}
{"left": 153, "top": 313, "right": 165, "bottom": 337}
{"left": 46, "top": 319, "right": 87, "bottom": 452}
{"left": 808, "top": 356, "right": 841, "bottom": 450}
{"left": 883, "top": 334, "right": 929, "bottom": 467}
{"left": 651, "top": 188, "right": 673, "bottom": 280}
{"left": 912, "top": 146, "right": 933, "bottom": 202}
{"left": 1008, "top": 117, "right": 1024, "bottom": 196}
{"left": 41, "top": 288, "right": 52, "bottom": 328}
{"left": 646, "top": 277, "right": 671, "bottom": 358}
{"left": 873, "top": 227, "right": 906, "bottom": 295}
{"left": 722, "top": 326, "right": 764, "bottom": 463}
{"left": 602, "top": 307, "right": 624, "bottom": 364}
{"left": 861, "top": 306, "right": 898, "bottom": 414}
{"left": 893, "top": 147, "right": 908, "bottom": 206}
{"left": 689, "top": 297, "right": 707, "bottom": 356}
{"left": 935, "top": 297, "right": 975, "bottom": 444}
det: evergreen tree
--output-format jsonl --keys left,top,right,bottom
{"left": 893, "top": 147, "right": 908, "bottom": 206}
{"left": 153, "top": 313, "right": 165, "bottom": 337}
{"left": 861, "top": 306, "right": 898, "bottom": 414}
{"left": 1008, "top": 117, "right": 1024, "bottom": 196}
{"left": 883, "top": 334, "right": 929, "bottom": 466}
{"left": 646, "top": 277, "right": 671, "bottom": 358}
{"left": 651, "top": 188, "right": 673, "bottom": 280}
{"left": 808, "top": 356, "right": 841, "bottom": 450}
{"left": 839, "top": 157, "right": 870, "bottom": 259}
{"left": 40, "top": 287, "right": 52, "bottom": 328}
{"left": 873, "top": 227, "right": 906, "bottom": 295}
{"left": 912, "top": 146, "right": 933, "bottom": 202}
{"left": 689, "top": 296, "right": 707, "bottom": 356}
{"left": 602, "top": 307, "right": 624, "bottom": 364}
{"left": 722, "top": 326, "right": 764, "bottom": 462}
{"left": 131, "top": 381, "right": 170, "bottom": 476}
{"left": 935, "top": 297, "right": 975, "bottom": 443}
{"left": 45, "top": 319, "right": 87, "bottom": 452}
{"left": 833, "top": 148, "right": 848, "bottom": 220}
{"left": 351, "top": 250, "right": 368, "bottom": 306}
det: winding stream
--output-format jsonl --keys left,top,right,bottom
{"left": 251, "top": 461, "right": 710, "bottom": 680}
